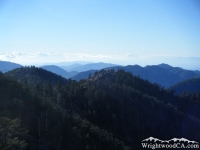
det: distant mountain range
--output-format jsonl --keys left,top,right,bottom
{"left": 39, "top": 61, "right": 93, "bottom": 66}
{"left": 59, "top": 62, "right": 119, "bottom": 72}
{"left": 40, "top": 65, "right": 78, "bottom": 78}
{"left": 54, "top": 61, "right": 93, "bottom": 66}
{"left": 1, "top": 60, "right": 200, "bottom": 88}
{"left": 0, "top": 60, "right": 22, "bottom": 73}
{"left": 40, "top": 63, "right": 118, "bottom": 78}
{"left": 59, "top": 63, "right": 82, "bottom": 71}
{"left": 72, "top": 63, "right": 200, "bottom": 87}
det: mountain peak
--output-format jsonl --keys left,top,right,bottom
{"left": 157, "top": 63, "right": 173, "bottom": 69}
{"left": 5, "top": 66, "right": 68, "bottom": 86}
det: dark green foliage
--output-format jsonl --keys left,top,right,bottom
{"left": 1, "top": 68, "right": 200, "bottom": 149}
{"left": 1, "top": 68, "right": 130, "bottom": 149}
{"left": 0, "top": 117, "right": 28, "bottom": 150}
{"left": 64, "top": 69, "right": 200, "bottom": 148}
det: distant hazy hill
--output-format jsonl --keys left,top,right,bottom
{"left": 72, "top": 63, "right": 200, "bottom": 87}
{"left": 65, "top": 62, "right": 119, "bottom": 72}
{"left": 59, "top": 63, "right": 82, "bottom": 71}
{"left": 0, "top": 60, "right": 22, "bottom": 73}
{"left": 40, "top": 65, "right": 78, "bottom": 78}
{"left": 54, "top": 61, "right": 93, "bottom": 66}
{"left": 194, "top": 70, "right": 200, "bottom": 74}
{"left": 5, "top": 66, "right": 68, "bottom": 86}
{"left": 169, "top": 78, "right": 200, "bottom": 94}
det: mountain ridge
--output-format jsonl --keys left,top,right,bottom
{"left": 4, "top": 66, "right": 68, "bottom": 86}
{"left": 71, "top": 64, "right": 200, "bottom": 87}
{"left": 0, "top": 60, "right": 22, "bottom": 73}
{"left": 40, "top": 65, "right": 78, "bottom": 78}
{"left": 64, "top": 62, "right": 120, "bottom": 72}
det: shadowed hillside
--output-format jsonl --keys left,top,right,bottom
{"left": 1, "top": 68, "right": 200, "bottom": 149}
{"left": 169, "top": 78, "right": 200, "bottom": 94}
{"left": 5, "top": 66, "right": 68, "bottom": 86}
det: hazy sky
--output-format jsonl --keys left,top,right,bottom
{"left": 0, "top": 0, "right": 200, "bottom": 69}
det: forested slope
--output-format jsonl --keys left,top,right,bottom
{"left": 0, "top": 70, "right": 130, "bottom": 150}
{"left": 5, "top": 66, "right": 68, "bottom": 86}
{"left": 67, "top": 70, "right": 200, "bottom": 148}
{"left": 1, "top": 68, "right": 200, "bottom": 149}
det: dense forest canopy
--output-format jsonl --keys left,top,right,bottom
{"left": 0, "top": 67, "right": 200, "bottom": 149}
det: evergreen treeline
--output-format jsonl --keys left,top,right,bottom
{"left": 1, "top": 67, "right": 200, "bottom": 149}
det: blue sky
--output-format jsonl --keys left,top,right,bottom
{"left": 0, "top": 0, "right": 200, "bottom": 69}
